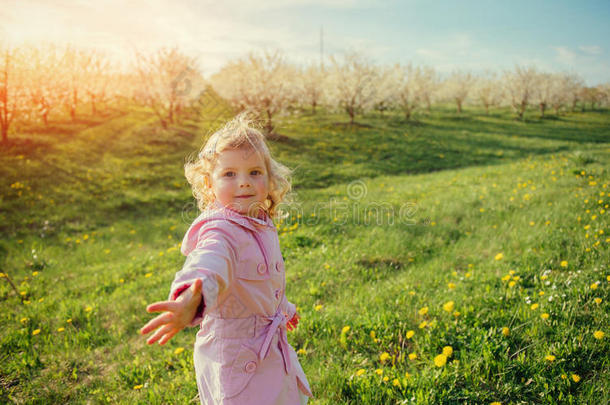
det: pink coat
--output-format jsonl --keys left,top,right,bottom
{"left": 169, "top": 201, "right": 313, "bottom": 405}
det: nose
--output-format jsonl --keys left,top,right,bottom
{"left": 238, "top": 174, "right": 251, "bottom": 188}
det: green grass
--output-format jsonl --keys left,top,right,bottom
{"left": 1, "top": 105, "right": 609, "bottom": 404}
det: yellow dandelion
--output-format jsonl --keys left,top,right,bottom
{"left": 434, "top": 354, "right": 447, "bottom": 367}
{"left": 545, "top": 354, "right": 556, "bottom": 362}
{"left": 490, "top": 402, "right": 502, "bottom": 405}
{"left": 405, "top": 371, "right": 411, "bottom": 378}
{"left": 57, "top": 327, "right": 65, "bottom": 332}
{"left": 67, "top": 318, "right": 72, "bottom": 323}
{"left": 375, "top": 368, "right": 383, "bottom": 375}
{"left": 442, "top": 346, "right": 453, "bottom": 357}
{"left": 20, "top": 317, "right": 28, "bottom": 323}
{"left": 418, "top": 321, "right": 428, "bottom": 329}
{"left": 593, "top": 330, "right": 605, "bottom": 340}
{"left": 341, "top": 326, "right": 351, "bottom": 334}
{"left": 561, "top": 374, "right": 567, "bottom": 380}
{"left": 418, "top": 306, "right": 429, "bottom": 315}
{"left": 508, "top": 281, "right": 516, "bottom": 287}
{"left": 541, "top": 313, "right": 550, "bottom": 320}
{"left": 392, "top": 378, "right": 400, "bottom": 387}
{"left": 314, "top": 304, "right": 323, "bottom": 311}
{"left": 560, "top": 260, "right": 568, "bottom": 268}
{"left": 501, "top": 275, "right": 511, "bottom": 282}
{"left": 356, "top": 368, "right": 365, "bottom": 376}
{"left": 174, "top": 347, "right": 185, "bottom": 355}
{"left": 408, "top": 353, "right": 417, "bottom": 360}
{"left": 594, "top": 298, "right": 602, "bottom": 304}
{"left": 383, "top": 376, "right": 389, "bottom": 382}
{"left": 380, "top": 352, "right": 391, "bottom": 362}
{"left": 85, "top": 306, "right": 92, "bottom": 312}
{"left": 494, "top": 253, "right": 504, "bottom": 261}
{"left": 447, "top": 282, "right": 456, "bottom": 290}
{"left": 133, "top": 384, "right": 143, "bottom": 390}
{"left": 530, "top": 303, "right": 539, "bottom": 310}
{"left": 297, "top": 348, "right": 307, "bottom": 355}
{"left": 443, "top": 301, "right": 455, "bottom": 312}
{"left": 406, "top": 330, "right": 415, "bottom": 339}
{"left": 590, "top": 283, "right": 598, "bottom": 290}
{"left": 453, "top": 311, "right": 461, "bottom": 317}
{"left": 32, "top": 329, "right": 41, "bottom": 335}
{"left": 502, "top": 327, "right": 510, "bottom": 337}
{"left": 572, "top": 374, "right": 581, "bottom": 383}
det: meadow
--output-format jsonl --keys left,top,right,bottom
{"left": 0, "top": 104, "right": 609, "bottom": 404}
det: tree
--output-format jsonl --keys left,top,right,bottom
{"left": 134, "top": 47, "right": 205, "bottom": 129}
{"left": 22, "top": 45, "right": 61, "bottom": 126}
{"left": 60, "top": 46, "right": 92, "bottom": 121}
{"left": 0, "top": 46, "right": 26, "bottom": 143}
{"left": 371, "top": 65, "right": 397, "bottom": 117}
{"left": 443, "top": 70, "right": 475, "bottom": 114}
{"left": 532, "top": 71, "right": 553, "bottom": 117}
{"left": 503, "top": 65, "right": 537, "bottom": 120}
{"left": 417, "top": 65, "right": 438, "bottom": 113}
{"left": 82, "top": 51, "right": 111, "bottom": 116}
{"left": 327, "top": 51, "right": 377, "bottom": 124}
{"left": 474, "top": 72, "right": 503, "bottom": 114}
{"left": 395, "top": 63, "right": 423, "bottom": 120}
{"left": 299, "top": 64, "right": 326, "bottom": 114}
{"left": 212, "top": 50, "right": 296, "bottom": 134}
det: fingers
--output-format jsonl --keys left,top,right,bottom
{"left": 146, "top": 300, "right": 180, "bottom": 314}
{"left": 146, "top": 323, "right": 174, "bottom": 345}
{"left": 158, "top": 328, "right": 179, "bottom": 345}
{"left": 140, "top": 312, "right": 173, "bottom": 336}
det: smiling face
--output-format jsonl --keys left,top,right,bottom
{"left": 208, "top": 147, "right": 270, "bottom": 217}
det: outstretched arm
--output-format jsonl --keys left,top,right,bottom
{"left": 140, "top": 279, "right": 203, "bottom": 345}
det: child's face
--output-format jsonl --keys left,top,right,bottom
{"left": 208, "top": 147, "right": 270, "bottom": 217}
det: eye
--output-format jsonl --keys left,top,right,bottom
{"left": 251, "top": 170, "right": 262, "bottom": 176}
{"left": 223, "top": 171, "right": 235, "bottom": 177}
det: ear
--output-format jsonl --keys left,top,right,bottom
{"left": 203, "top": 174, "right": 212, "bottom": 189}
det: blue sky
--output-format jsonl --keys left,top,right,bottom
{"left": 2, "top": 0, "right": 609, "bottom": 84}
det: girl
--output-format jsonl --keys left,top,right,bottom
{"left": 140, "top": 115, "right": 313, "bottom": 405}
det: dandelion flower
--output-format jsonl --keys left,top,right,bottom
{"left": 380, "top": 352, "right": 391, "bottom": 362}
{"left": 408, "top": 353, "right": 418, "bottom": 360}
{"left": 594, "top": 298, "right": 602, "bottom": 304}
{"left": 590, "top": 283, "right": 598, "bottom": 290}
{"left": 297, "top": 348, "right": 307, "bottom": 355}
{"left": 383, "top": 376, "right": 389, "bottom": 382}
{"left": 508, "top": 281, "right": 516, "bottom": 287}
{"left": 443, "top": 301, "right": 455, "bottom": 312}
{"left": 530, "top": 303, "right": 539, "bottom": 310}
{"left": 541, "top": 313, "right": 550, "bottom": 320}
{"left": 447, "top": 282, "right": 456, "bottom": 290}
{"left": 406, "top": 330, "right": 415, "bottom": 339}
{"left": 418, "top": 306, "right": 429, "bottom": 315}
{"left": 560, "top": 261, "right": 568, "bottom": 268}
{"left": 434, "top": 354, "right": 447, "bottom": 367}
{"left": 314, "top": 304, "right": 323, "bottom": 311}
{"left": 571, "top": 374, "right": 581, "bottom": 383}
{"left": 174, "top": 347, "right": 184, "bottom": 355}
{"left": 545, "top": 355, "right": 556, "bottom": 362}
{"left": 356, "top": 369, "right": 365, "bottom": 376}
{"left": 32, "top": 329, "right": 41, "bottom": 336}
{"left": 57, "top": 327, "right": 65, "bottom": 332}
{"left": 392, "top": 378, "right": 400, "bottom": 387}
{"left": 453, "top": 311, "right": 461, "bottom": 317}
{"left": 490, "top": 402, "right": 502, "bottom": 405}
{"left": 442, "top": 346, "right": 453, "bottom": 357}
{"left": 418, "top": 321, "right": 428, "bottom": 329}
{"left": 341, "top": 326, "right": 351, "bottom": 334}
{"left": 133, "top": 384, "right": 143, "bottom": 390}
{"left": 593, "top": 330, "right": 605, "bottom": 340}
{"left": 501, "top": 275, "right": 511, "bottom": 282}
{"left": 494, "top": 253, "right": 504, "bottom": 261}
{"left": 502, "top": 327, "right": 510, "bottom": 337}
{"left": 375, "top": 368, "right": 383, "bottom": 375}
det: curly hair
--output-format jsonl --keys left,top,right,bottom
{"left": 184, "top": 113, "right": 293, "bottom": 219}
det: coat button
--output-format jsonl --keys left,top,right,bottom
{"left": 257, "top": 263, "right": 267, "bottom": 274}
{"left": 245, "top": 361, "right": 257, "bottom": 373}
{"left": 275, "top": 262, "right": 283, "bottom": 272}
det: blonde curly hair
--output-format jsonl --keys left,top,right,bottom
{"left": 184, "top": 113, "right": 292, "bottom": 219}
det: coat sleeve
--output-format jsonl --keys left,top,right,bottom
{"left": 168, "top": 220, "right": 238, "bottom": 327}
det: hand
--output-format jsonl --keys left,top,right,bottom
{"left": 286, "top": 313, "right": 300, "bottom": 331}
{"left": 140, "top": 279, "right": 202, "bottom": 345}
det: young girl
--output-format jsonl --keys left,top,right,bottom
{"left": 140, "top": 115, "right": 313, "bottom": 405}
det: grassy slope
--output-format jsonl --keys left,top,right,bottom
{"left": 0, "top": 106, "right": 608, "bottom": 404}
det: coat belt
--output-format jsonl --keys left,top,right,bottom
{"left": 258, "top": 307, "right": 292, "bottom": 375}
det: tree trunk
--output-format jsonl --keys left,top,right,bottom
{"left": 91, "top": 94, "right": 97, "bottom": 115}
{"left": 456, "top": 100, "right": 462, "bottom": 114}
{"left": 539, "top": 103, "right": 545, "bottom": 118}
{"left": 312, "top": 101, "right": 316, "bottom": 114}
{"left": 265, "top": 109, "right": 273, "bottom": 134}
{"left": 1, "top": 125, "right": 7, "bottom": 143}
{"left": 405, "top": 109, "right": 411, "bottom": 120}
{"left": 485, "top": 104, "right": 489, "bottom": 115}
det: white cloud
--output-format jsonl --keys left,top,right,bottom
{"left": 552, "top": 46, "right": 576, "bottom": 64}
{"left": 578, "top": 45, "right": 602, "bottom": 55}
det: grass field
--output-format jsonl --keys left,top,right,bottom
{"left": 1, "top": 105, "right": 609, "bottom": 404}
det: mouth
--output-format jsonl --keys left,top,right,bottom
{"left": 235, "top": 195, "right": 255, "bottom": 199}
